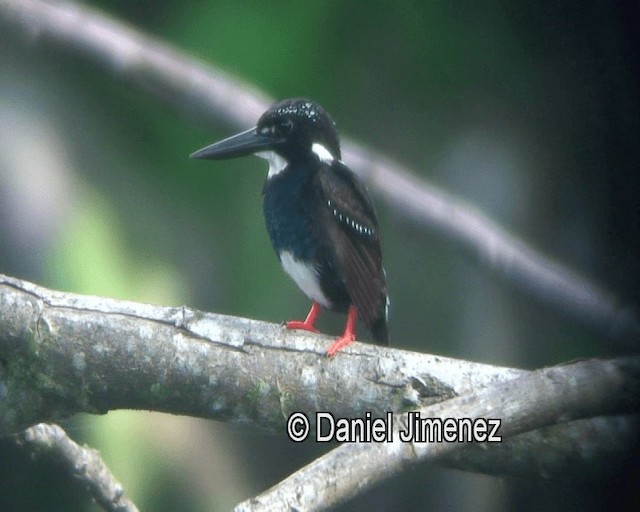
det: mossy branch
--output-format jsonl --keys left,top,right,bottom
{"left": 1, "top": 273, "right": 638, "bottom": 486}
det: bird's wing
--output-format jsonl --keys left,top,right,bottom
{"left": 316, "top": 161, "right": 388, "bottom": 338}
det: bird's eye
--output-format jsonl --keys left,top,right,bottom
{"left": 259, "top": 119, "right": 292, "bottom": 137}
{"left": 279, "top": 119, "right": 293, "bottom": 135}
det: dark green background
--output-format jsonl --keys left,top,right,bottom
{"left": 1, "top": 1, "right": 638, "bottom": 510}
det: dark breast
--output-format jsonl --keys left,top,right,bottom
{"left": 262, "top": 164, "right": 351, "bottom": 313}
{"left": 262, "top": 165, "right": 316, "bottom": 258}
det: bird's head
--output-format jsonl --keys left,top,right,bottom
{"left": 191, "top": 99, "right": 341, "bottom": 176}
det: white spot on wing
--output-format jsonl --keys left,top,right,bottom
{"left": 279, "top": 251, "right": 331, "bottom": 308}
{"left": 327, "top": 200, "right": 375, "bottom": 236}
{"left": 311, "top": 143, "right": 334, "bottom": 163}
{"left": 257, "top": 150, "right": 288, "bottom": 178}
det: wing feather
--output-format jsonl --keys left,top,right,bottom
{"left": 316, "top": 161, "right": 388, "bottom": 344}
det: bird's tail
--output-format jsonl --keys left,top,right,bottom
{"left": 370, "top": 316, "right": 389, "bottom": 346}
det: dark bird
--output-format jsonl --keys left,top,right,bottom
{"left": 191, "top": 98, "right": 388, "bottom": 356}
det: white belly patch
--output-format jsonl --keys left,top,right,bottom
{"left": 279, "top": 251, "right": 331, "bottom": 308}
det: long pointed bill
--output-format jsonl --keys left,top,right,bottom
{"left": 190, "top": 127, "right": 282, "bottom": 160}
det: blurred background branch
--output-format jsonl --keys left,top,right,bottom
{"left": 1, "top": 0, "right": 638, "bottom": 347}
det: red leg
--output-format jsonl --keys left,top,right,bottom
{"left": 326, "top": 305, "right": 358, "bottom": 357}
{"left": 286, "top": 302, "right": 321, "bottom": 333}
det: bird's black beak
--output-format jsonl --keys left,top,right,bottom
{"left": 190, "top": 127, "right": 283, "bottom": 160}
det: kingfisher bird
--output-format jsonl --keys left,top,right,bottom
{"left": 191, "top": 98, "right": 388, "bottom": 356}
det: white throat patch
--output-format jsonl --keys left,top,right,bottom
{"left": 257, "top": 150, "right": 288, "bottom": 178}
{"left": 311, "top": 143, "right": 335, "bottom": 163}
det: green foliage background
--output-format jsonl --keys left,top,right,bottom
{"left": 0, "top": 1, "right": 637, "bottom": 511}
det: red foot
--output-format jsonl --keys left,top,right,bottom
{"left": 285, "top": 302, "right": 321, "bottom": 333}
{"left": 326, "top": 305, "right": 358, "bottom": 357}
{"left": 326, "top": 332, "right": 356, "bottom": 357}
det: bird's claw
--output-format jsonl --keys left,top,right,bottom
{"left": 285, "top": 320, "right": 320, "bottom": 333}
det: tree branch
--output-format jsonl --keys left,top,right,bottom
{"left": 237, "top": 357, "right": 640, "bottom": 511}
{"left": 0, "top": 272, "right": 516, "bottom": 436}
{"left": 1, "top": 273, "right": 638, "bottom": 485}
{"left": 17, "top": 423, "right": 139, "bottom": 512}
{"left": 0, "top": 0, "right": 638, "bottom": 344}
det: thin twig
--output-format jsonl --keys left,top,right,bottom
{"left": 18, "top": 423, "right": 139, "bottom": 512}
{"left": 0, "top": 0, "right": 638, "bottom": 344}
